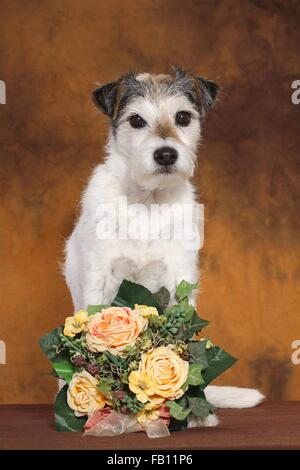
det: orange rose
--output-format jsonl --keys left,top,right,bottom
{"left": 129, "top": 346, "right": 188, "bottom": 403}
{"left": 86, "top": 307, "right": 148, "bottom": 356}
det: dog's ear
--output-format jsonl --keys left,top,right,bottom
{"left": 92, "top": 80, "right": 120, "bottom": 118}
{"left": 173, "top": 67, "right": 219, "bottom": 117}
{"left": 196, "top": 76, "right": 219, "bottom": 116}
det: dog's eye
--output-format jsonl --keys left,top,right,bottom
{"left": 129, "top": 114, "right": 147, "bottom": 129}
{"left": 175, "top": 111, "right": 192, "bottom": 127}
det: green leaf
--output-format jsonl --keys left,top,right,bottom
{"left": 112, "top": 280, "right": 161, "bottom": 311}
{"left": 188, "top": 340, "right": 209, "bottom": 368}
{"left": 98, "top": 379, "right": 113, "bottom": 398}
{"left": 52, "top": 361, "right": 75, "bottom": 384}
{"left": 164, "top": 303, "right": 182, "bottom": 317}
{"left": 103, "top": 351, "right": 126, "bottom": 369}
{"left": 39, "top": 326, "right": 67, "bottom": 363}
{"left": 165, "top": 401, "right": 191, "bottom": 420}
{"left": 179, "top": 298, "right": 195, "bottom": 322}
{"left": 187, "top": 363, "right": 204, "bottom": 386}
{"left": 87, "top": 304, "right": 109, "bottom": 315}
{"left": 202, "top": 346, "right": 238, "bottom": 386}
{"left": 152, "top": 286, "right": 170, "bottom": 312}
{"left": 54, "top": 384, "right": 87, "bottom": 432}
{"left": 183, "top": 312, "right": 210, "bottom": 339}
{"left": 169, "top": 417, "right": 188, "bottom": 432}
{"left": 176, "top": 280, "right": 199, "bottom": 302}
{"left": 186, "top": 385, "right": 206, "bottom": 400}
{"left": 187, "top": 397, "right": 214, "bottom": 418}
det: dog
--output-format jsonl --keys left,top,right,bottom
{"left": 64, "top": 68, "right": 264, "bottom": 419}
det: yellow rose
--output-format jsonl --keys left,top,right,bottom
{"left": 67, "top": 370, "right": 106, "bottom": 417}
{"left": 86, "top": 307, "right": 148, "bottom": 356}
{"left": 64, "top": 310, "right": 89, "bottom": 337}
{"left": 134, "top": 305, "right": 159, "bottom": 318}
{"left": 129, "top": 346, "right": 188, "bottom": 403}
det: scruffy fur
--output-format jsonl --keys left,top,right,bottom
{"left": 64, "top": 68, "right": 264, "bottom": 417}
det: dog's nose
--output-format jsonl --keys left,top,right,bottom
{"left": 154, "top": 146, "right": 178, "bottom": 166}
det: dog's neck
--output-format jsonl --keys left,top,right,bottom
{"left": 105, "top": 138, "right": 195, "bottom": 205}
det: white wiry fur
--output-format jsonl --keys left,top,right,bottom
{"left": 205, "top": 386, "right": 265, "bottom": 409}
{"left": 64, "top": 71, "right": 264, "bottom": 410}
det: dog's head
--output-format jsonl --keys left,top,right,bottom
{"left": 92, "top": 68, "right": 218, "bottom": 189}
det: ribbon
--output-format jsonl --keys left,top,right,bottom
{"left": 84, "top": 410, "right": 170, "bottom": 438}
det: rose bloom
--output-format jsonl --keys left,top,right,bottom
{"left": 134, "top": 304, "right": 159, "bottom": 318}
{"left": 86, "top": 307, "right": 148, "bottom": 356}
{"left": 129, "top": 346, "right": 188, "bottom": 403}
{"left": 67, "top": 370, "right": 106, "bottom": 417}
{"left": 64, "top": 310, "right": 89, "bottom": 337}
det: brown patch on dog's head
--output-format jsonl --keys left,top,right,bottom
{"left": 154, "top": 118, "right": 180, "bottom": 141}
{"left": 92, "top": 68, "right": 219, "bottom": 129}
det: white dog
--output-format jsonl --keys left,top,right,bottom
{"left": 64, "top": 69, "right": 264, "bottom": 417}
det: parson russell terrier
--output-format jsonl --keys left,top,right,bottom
{"left": 64, "top": 68, "right": 264, "bottom": 420}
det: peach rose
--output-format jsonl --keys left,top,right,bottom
{"left": 67, "top": 370, "right": 106, "bottom": 417}
{"left": 86, "top": 307, "right": 148, "bottom": 356}
{"left": 129, "top": 346, "right": 188, "bottom": 403}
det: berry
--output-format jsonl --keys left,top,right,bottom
{"left": 72, "top": 355, "right": 86, "bottom": 368}
{"left": 113, "top": 390, "right": 125, "bottom": 400}
{"left": 170, "top": 327, "right": 178, "bottom": 334}
{"left": 86, "top": 363, "right": 100, "bottom": 376}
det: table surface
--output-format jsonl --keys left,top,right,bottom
{"left": 0, "top": 401, "right": 300, "bottom": 450}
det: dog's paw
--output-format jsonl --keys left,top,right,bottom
{"left": 187, "top": 413, "right": 219, "bottom": 428}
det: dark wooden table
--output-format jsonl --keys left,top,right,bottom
{"left": 0, "top": 401, "right": 299, "bottom": 450}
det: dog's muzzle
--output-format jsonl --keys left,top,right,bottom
{"left": 154, "top": 146, "right": 178, "bottom": 167}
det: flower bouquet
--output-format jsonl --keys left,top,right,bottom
{"left": 40, "top": 280, "right": 237, "bottom": 438}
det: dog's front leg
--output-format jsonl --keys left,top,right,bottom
{"left": 81, "top": 251, "right": 137, "bottom": 308}
{"left": 169, "top": 248, "right": 199, "bottom": 307}
{"left": 81, "top": 261, "right": 106, "bottom": 309}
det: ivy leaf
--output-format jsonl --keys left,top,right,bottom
{"left": 54, "top": 385, "right": 87, "bottom": 432}
{"left": 176, "top": 280, "right": 199, "bottom": 302}
{"left": 98, "top": 379, "right": 114, "bottom": 398}
{"left": 164, "top": 299, "right": 194, "bottom": 322}
{"left": 187, "top": 363, "right": 204, "bottom": 386}
{"left": 112, "top": 280, "right": 161, "bottom": 311}
{"left": 186, "top": 385, "right": 206, "bottom": 400}
{"left": 39, "top": 326, "right": 67, "bottom": 363}
{"left": 103, "top": 351, "right": 126, "bottom": 369}
{"left": 179, "top": 298, "right": 195, "bottom": 322}
{"left": 165, "top": 401, "right": 191, "bottom": 420}
{"left": 152, "top": 286, "right": 170, "bottom": 312}
{"left": 87, "top": 305, "right": 109, "bottom": 315}
{"left": 169, "top": 417, "right": 188, "bottom": 432}
{"left": 183, "top": 312, "right": 210, "bottom": 339}
{"left": 188, "top": 340, "right": 209, "bottom": 368}
{"left": 187, "top": 397, "right": 214, "bottom": 418}
{"left": 202, "top": 346, "right": 238, "bottom": 386}
{"left": 52, "top": 361, "right": 75, "bottom": 384}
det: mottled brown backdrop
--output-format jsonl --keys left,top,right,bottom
{"left": 1, "top": 0, "right": 300, "bottom": 403}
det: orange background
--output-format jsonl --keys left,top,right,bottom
{"left": 0, "top": 0, "right": 300, "bottom": 403}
